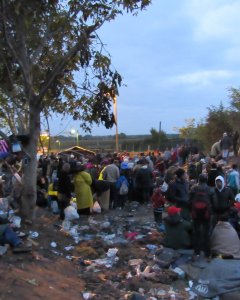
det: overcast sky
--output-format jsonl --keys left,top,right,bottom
{"left": 49, "top": 0, "right": 240, "bottom": 136}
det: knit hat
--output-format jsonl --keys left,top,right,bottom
{"left": 167, "top": 206, "right": 181, "bottom": 216}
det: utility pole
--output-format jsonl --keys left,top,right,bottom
{"left": 159, "top": 121, "right": 162, "bottom": 133}
{"left": 158, "top": 121, "right": 162, "bottom": 150}
{"left": 113, "top": 95, "right": 119, "bottom": 153}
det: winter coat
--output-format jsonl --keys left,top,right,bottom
{"left": 92, "top": 179, "right": 110, "bottom": 197}
{"left": 167, "top": 178, "right": 189, "bottom": 205}
{"left": 212, "top": 177, "right": 234, "bottom": 214}
{"left": 58, "top": 170, "right": 72, "bottom": 198}
{"left": 135, "top": 166, "right": 153, "bottom": 189}
{"left": 163, "top": 214, "right": 192, "bottom": 250}
{"left": 227, "top": 169, "right": 240, "bottom": 190}
{"left": 189, "top": 183, "right": 213, "bottom": 220}
{"left": 211, "top": 222, "right": 240, "bottom": 258}
{"left": 74, "top": 171, "right": 93, "bottom": 210}
{"left": 102, "top": 164, "right": 119, "bottom": 182}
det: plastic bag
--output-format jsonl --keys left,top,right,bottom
{"left": 51, "top": 200, "right": 59, "bottom": 214}
{"left": 119, "top": 181, "right": 128, "bottom": 195}
{"left": 64, "top": 206, "right": 79, "bottom": 221}
{"left": 9, "top": 215, "right": 21, "bottom": 228}
{"left": 62, "top": 220, "right": 71, "bottom": 232}
{"left": 92, "top": 201, "right": 101, "bottom": 213}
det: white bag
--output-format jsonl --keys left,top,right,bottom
{"left": 161, "top": 181, "right": 168, "bottom": 192}
{"left": 64, "top": 206, "right": 79, "bottom": 221}
{"left": 92, "top": 201, "right": 101, "bottom": 213}
{"left": 51, "top": 200, "right": 59, "bottom": 214}
{"left": 235, "top": 193, "right": 240, "bottom": 202}
{"left": 119, "top": 181, "right": 128, "bottom": 195}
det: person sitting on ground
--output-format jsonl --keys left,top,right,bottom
{"left": 163, "top": 206, "right": 192, "bottom": 250}
{"left": 0, "top": 212, "right": 31, "bottom": 253}
{"left": 211, "top": 212, "right": 240, "bottom": 259}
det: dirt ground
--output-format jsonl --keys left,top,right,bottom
{"left": 0, "top": 204, "right": 190, "bottom": 300}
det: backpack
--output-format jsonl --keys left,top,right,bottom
{"left": 191, "top": 187, "right": 211, "bottom": 220}
{"left": 119, "top": 180, "right": 128, "bottom": 195}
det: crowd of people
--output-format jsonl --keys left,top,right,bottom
{"left": 0, "top": 131, "right": 240, "bottom": 259}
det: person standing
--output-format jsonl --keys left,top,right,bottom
{"left": 135, "top": 159, "right": 153, "bottom": 204}
{"left": 190, "top": 174, "right": 213, "bottom": 260}
{"left": 102, "top": 159, "right": 120, "bottom": 208}
{"left": 211, "top": 175, "right": 234, "bottom": 227}
{"left": 167, "top": 168, "right": 190, "bottom": 220}
{"left": 226, "top": 164, "right": 240, "bottom": 196}
{"left": 220, "top": 132, "right": 232, "bottom": 160}
{"left": 207, "top": 162, "right": 221, "bottom": 193}
{"left": 74, "top": 163, "right": 93, "bottom": 215}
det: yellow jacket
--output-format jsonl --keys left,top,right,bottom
{"left": 74, "top": 171, "right": 93, "bottom": 210}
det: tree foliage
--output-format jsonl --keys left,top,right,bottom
{"left": 145, "top": 128, "right": 168, "bottom": 150}
{"left": 0, "top": 0, "right": 151, "bottom": 220}
{"left": 0, "top": 0, "right": 151, "bottom": 133}
{"left": 175, "top": 118, "right": 197, "bottom": 140}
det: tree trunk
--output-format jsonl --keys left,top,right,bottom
{"left": 21, "top": 100, "right": 41, "bottom": 221}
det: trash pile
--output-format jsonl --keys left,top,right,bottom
{"left": 1, "top": 199, "right": 230, "bottom": 299}
{"left": 39, "top": 201, "right": 191, "bottom": 299}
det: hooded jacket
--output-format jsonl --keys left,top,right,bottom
{"left": 212, "top": 176, "right": 234, "bottom": 214}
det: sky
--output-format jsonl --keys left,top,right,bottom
{"left": 49, "top": 0, "right": 240, "bottom": 136}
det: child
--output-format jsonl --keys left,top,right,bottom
{"left": 151, "top": 187, "right": 165, "bottom": 223}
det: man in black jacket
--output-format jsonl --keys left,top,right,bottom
{"left": 190, "top": 174, "right": 213, "bottom": 260}
{"left": 167, "top": 168, "right": 190, "bottom": 220}
{"left": 211, "top": 175, "right": 234, "bottom": 227}
{"left": 135, "top": 159, "right": 153, "bottom": 204}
